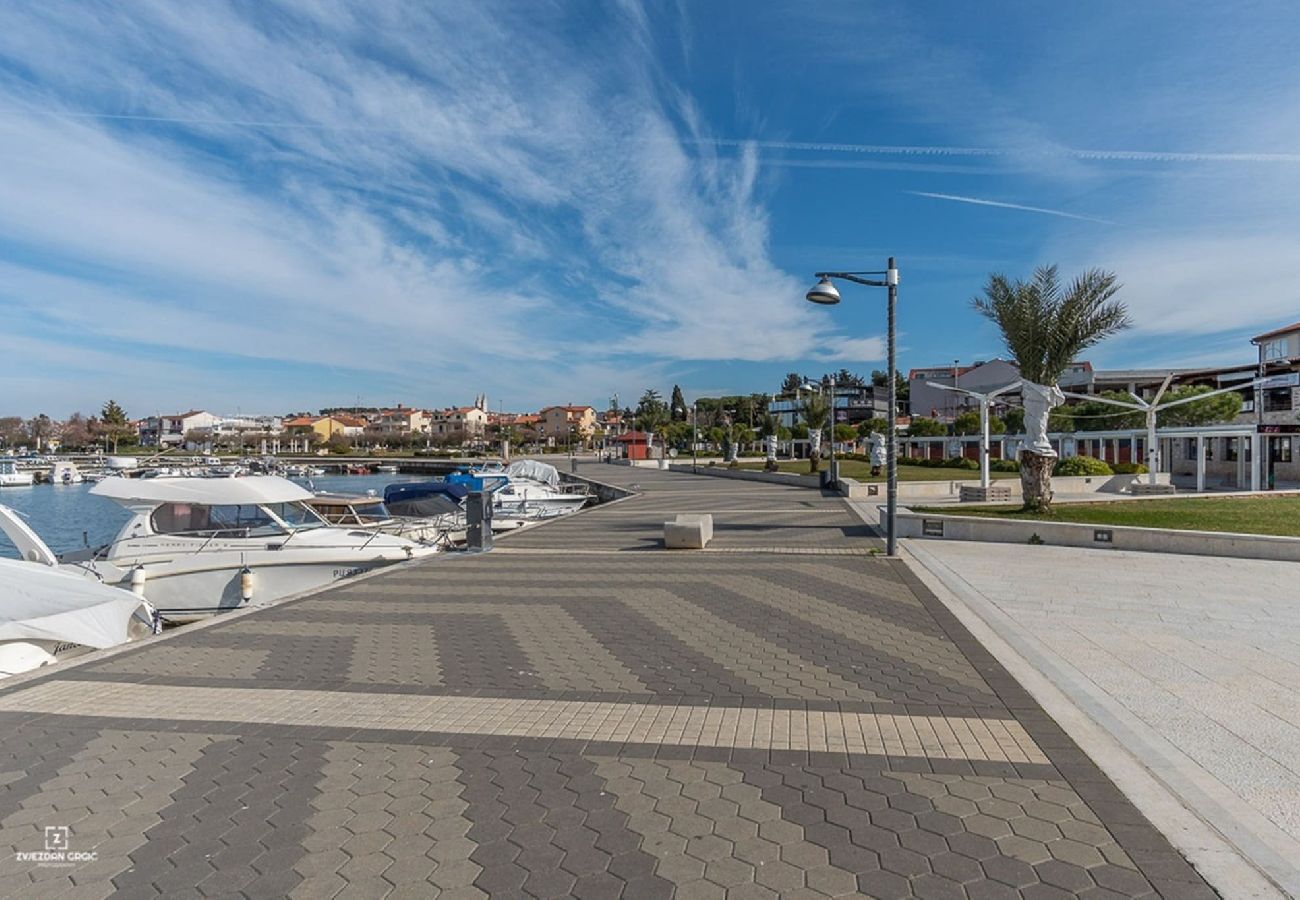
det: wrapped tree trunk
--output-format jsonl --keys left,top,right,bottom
{"left": 1019, "top": 381, "right": 1065, "bottom": 511}
{"left": 764, "top": 434, "right": 778, "bottom": 471}
{"left": 808, "top": 429, "right": 822, "bottom": 473}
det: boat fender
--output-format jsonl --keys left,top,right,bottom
{"left": 240, "top": 567, "right": 255, "bottom": 602}
{"left": 130, "top": 565, "right": 147, "bottom": 598}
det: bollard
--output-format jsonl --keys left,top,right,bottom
{"left": 466, "top": 490, "right": 494, "bottom": 551}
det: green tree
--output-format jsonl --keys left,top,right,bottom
{"left": 780, "top": 372, "right": 806, "bottom": 394}
{"left": 670, "top": 385, "right": 687, "bottom": 421}
{"left": 1158, "top": 385, "right": 1244, "bottom": 427}
{"left": 1068, "top": 391, "right": 1144, "bottom": 431}
{"left": 1002, "top": 407, "right": 1025, "bottom": 434}
{"left": 99, "top": 400, "right": 132, "bottom": 452}
{"left": 833, "top": 423, "right": 856, "bottom": 443}
{"left": 857, "top": 418, "right": 889, "bottom": 439}
{"left": 951, "top": 411, "right": 981, "bottom": 435}
{"left": 906, "top": 417, "right": 947, "bottom": 437}
{"left": 973, "top": 265, "right": 1130, "bottom": 511}
{"left": 637, "top": 389, "right": 669, "bottom": 456}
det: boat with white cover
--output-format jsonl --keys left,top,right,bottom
{"left": 472, "top": 460, "right": 590, "bottom": 518}
{"left": 0, "top": 507, "right": 158, "bottom": 677}
{"left": 55, "top": 476, "right": 435, "bottom": 621}
{"left": 0, "top": 459, "right": 32, "bottom": 487}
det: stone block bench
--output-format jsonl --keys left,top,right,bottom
{"left": 663, "top": 513, "right": 714, "bottom": 549}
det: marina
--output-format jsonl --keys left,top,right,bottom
{"left": 0, "top": 463, "right": 1210, "bottom": 897}
{"left": 0, "top": 459, "right": 595, "bottom": 676}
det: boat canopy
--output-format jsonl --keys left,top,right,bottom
{"left": 383, "top": 482, "right": 467, "bottom": 518}
{"left": 0, "top": 559, "right": 147, "bottom": 649}
{"left": 506, "top": 460, "right": 560, "bottom": 487}
{"left": 91, "top": 474, "right": 313, "bottom": 506}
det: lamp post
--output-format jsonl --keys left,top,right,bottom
{"left": 806, "top": 258, "right": 899, "bottom": 555}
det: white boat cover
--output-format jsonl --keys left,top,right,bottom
{"left": 0, "top": 559, "right": 146, "bottom": 649}
{"left": 92, "top": 474, "right": 312, "bottom": 505}
{"left": 505, "top": 460, "right": 560, "bottom": 488}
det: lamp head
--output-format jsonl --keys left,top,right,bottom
{"left": 805, "top": 277, "right": 841, "bottom": 305}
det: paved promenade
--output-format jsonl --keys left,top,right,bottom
{"left": 909, "top": 539, "right": 1300, "bottom": 896}
{"left": 0, "top": 463, "right": 1209, "bottom": 898}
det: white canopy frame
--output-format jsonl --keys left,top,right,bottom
{"left": 926, "top": 380, "right": 1022, "bottom": 489}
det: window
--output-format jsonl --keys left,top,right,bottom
{"left": 152, "top": 503, "right": 283, "bottom": 537}
{"left": 1264, "top": 388, "right": 1293, "bottom": 413}
{"left": 1261, "top": 338, "right": 1290, "bottom": 361}
{"left": 1225, "top": 438, "right": 1238, "bottom": 462}
{"left": 266, "top": 502, "right": 326, "bottom": 529}
{"left": 1272, "top": 438, "right": 1293, "bottom": 463}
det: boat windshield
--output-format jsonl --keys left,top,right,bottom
{"left": 265, "top": 502, "right": 328, "bottom": 530}
{"left": 152, "top": 503, "right": 286, "bottom": 538}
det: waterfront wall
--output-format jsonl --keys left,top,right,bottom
{"left": 895, "top": 505, "right": 1300, "bottom": 563}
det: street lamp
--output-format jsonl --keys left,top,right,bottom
{"left": 805, "top": 258, "right": 900, "bottom": 556}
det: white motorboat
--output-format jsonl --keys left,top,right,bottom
{"left": 306, "top": 493, "right": 464, "bottom": 547}
{"left": 375, "top": 464, "right": 399, "bottom": 474}
{"left": 54, "top": 476, "right": 434, "bottom": 622}
{"left": 0, "top": 459, "right": 33, "bottom": 487}
{"left": 51, "top": 461, "right": 83, "bottom": 484}
{"left": 0, "top": 510, "right": 158, "bottom": 677}
{"left": 488, "top": 461, "right": 590, "bottom": 518}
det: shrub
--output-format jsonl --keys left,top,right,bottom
{"left": 1111, "top": 462, "right": 1149, "bottom": 474}
{"left": 941, "top": 457, "right": 979, "bottom": 470}
{"left": 990, "top": 458, "right": 1020, "bottom": 472}
{"left": 1053, "top": 455, "right": 1113, "bottom": 476}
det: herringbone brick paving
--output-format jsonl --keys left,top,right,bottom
{"left": 0, "top": 462, "right": 1211, "bottom": 897}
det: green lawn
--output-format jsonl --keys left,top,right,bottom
{"left": 915, "top": 495, "right": 1300, "bottom": 538}
{"left": 737, "top": 459, "right": 1019, "bottom": 482}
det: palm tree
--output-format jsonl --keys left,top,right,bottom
{"left": 973, "top": 265, "right": 1130, "bottom": 511}
{"left": 637, "top": 389, "right": 668, "bottom": 460}
{"left": 800, "top": 392, "right": 831, "bottom": 473}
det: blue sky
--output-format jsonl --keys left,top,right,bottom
{"left": 2, "top": 1, "right": 1299, "bottom": 418}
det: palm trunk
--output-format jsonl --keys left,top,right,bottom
{"left": 1020, "top": 450, "right": 1055, "bottom": 512}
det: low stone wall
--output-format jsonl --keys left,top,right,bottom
{"left": 841, "top": 472, "right": 1161, "bottom": 500}
{"left": 895, "top": 506, "right": 1300, "bottom": 563}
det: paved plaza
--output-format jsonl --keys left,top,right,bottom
{"left": 908, "top": 539, "right": 1300, "bottom": 897}
{"left": 0, "top": 464, "right": 1210, "bottom": 898}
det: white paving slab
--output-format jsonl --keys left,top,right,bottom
{"left": 906, "top": 538, "right": 1300, "bottom": 897}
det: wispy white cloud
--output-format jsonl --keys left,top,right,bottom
{"left": 0, "top": 0, "right": 885, "bottom": 415}
{"left": 908, "top": 191, "right": 1115, "bottom": 225}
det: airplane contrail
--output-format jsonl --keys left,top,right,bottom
{"left": 908, "top": 191, "right": 1116, "bottom": 225}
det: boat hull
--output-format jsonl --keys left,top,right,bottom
{"left": 79, "top": 552, "right": 418, "bottom": 622}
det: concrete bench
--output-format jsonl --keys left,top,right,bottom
{"left": 663, "top": 513, "right": 713, "bottom": 549}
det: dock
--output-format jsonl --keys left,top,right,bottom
{"left": 0, "top": 463, "right": 1209, "bottom": 898}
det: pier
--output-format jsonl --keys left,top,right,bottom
{"left": 0, "top": 463, "right": 1208, "bottom": 898}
